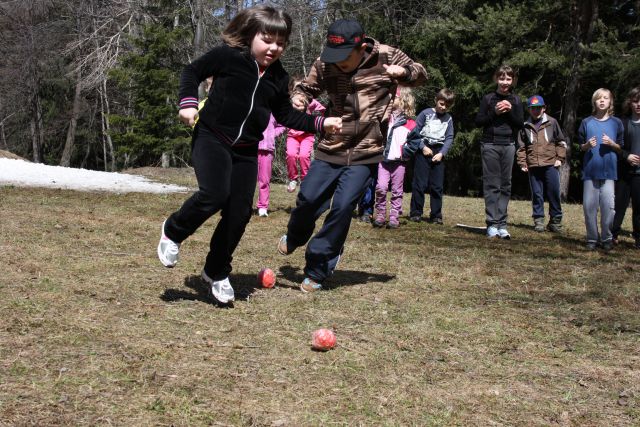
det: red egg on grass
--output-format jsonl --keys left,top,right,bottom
{"left": 311, "top": 328, "right": 336, "bottom": 351}
{"left": 257, "top": 268, "right": 276, "bottom": 288}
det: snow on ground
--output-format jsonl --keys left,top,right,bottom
{"left": 0, "top": 158, "right": 189, "bottom": 194}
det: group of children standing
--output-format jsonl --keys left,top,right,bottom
{"left": 156, "top": 4, "right": 639, "bottom": 305}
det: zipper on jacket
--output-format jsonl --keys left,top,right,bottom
{"left": 233, "top": 60, "right": 264, "bottom": 145}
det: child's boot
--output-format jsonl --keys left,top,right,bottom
{"left": 547, "top": 216, "right": 563, "bottom": 233}
{"left": 533, "top": 217, "right": 545, "bottom": 232}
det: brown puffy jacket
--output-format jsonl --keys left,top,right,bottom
{"left": 293, "top": 38, "right": 427, "bottom": 165}
{"left": 517, "top": 114, "right": 567, "bottom": 169}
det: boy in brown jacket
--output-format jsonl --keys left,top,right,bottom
{"left": 278, "top": 19, "right": 427, "bottom": 292}
{"left": 517, "top": 95, "right": 567, "bottom": 232}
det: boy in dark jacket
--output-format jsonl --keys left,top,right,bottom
{"left": 278, "top": 19, "right": 427, "bottom": 292}
{"left": 516, "top": 95, "right": 567, "bottom": 232}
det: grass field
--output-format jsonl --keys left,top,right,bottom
{"left": 1, "top": 168, "right": 638, "bottom": 426}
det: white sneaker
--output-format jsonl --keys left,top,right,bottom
{"left": 258, "top": 208, "right": 268, "bottom": 217}
{"left": 201, "top": 270, "right": 234, "bottom": 304}
{"left": 287, "top": 180, "right": 298, "bottom": 193}
{"left": 486, "top": 226, "right": 499, "bottom": 238}
{"left": 157, "top": 220, "right": 180, "bottom": 267}
{"left": 498, "top": 228, "right": 511, "bottom": 240}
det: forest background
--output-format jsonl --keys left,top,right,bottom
{"left": 0, "top": 0, "right": 638, "bottom": 201}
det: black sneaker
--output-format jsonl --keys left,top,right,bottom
{"left": 428, "top": 217, "right": 443, "bottom": 225}
{"left": 602, "top": 241, "right": 613, "bottom": 252}
{"left": 585, "top": 242, "right": 597, "bottom": 251}
{"left": 409, "top": 216, "right": 421, "bottom": 223}
{"left": 358, "top": 214, "right": 371, "bottom": 223}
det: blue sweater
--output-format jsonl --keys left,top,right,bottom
{"left": 577, "top": 116, "right": 624, "bottom": 181}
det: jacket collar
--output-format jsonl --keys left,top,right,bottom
{"left": 525, "top": 113, "right": 549, "bottom": 128}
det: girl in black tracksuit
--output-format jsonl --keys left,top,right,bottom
{"left": 474, "top": 65, "right": 524, "bottom": 239}
{"left": 157, "top": 6, "right": 336, "bottom": 304}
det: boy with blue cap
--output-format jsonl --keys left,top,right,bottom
{"left": 516, "top": 95, "right": 567, "bottom": 232}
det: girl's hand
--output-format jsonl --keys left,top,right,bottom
{"left": 495, "top": 100, "right": 511, "bottom": 114}
{"left": 422, "top": 146, "right": 433, "bottom": 157}
{"left": 179, "top": 108, "right": 198, "bottom": 126}
{"left": 521, "top": 166, "right": 528, "bottom": 172}
{"left": 432, "top": 153, "right": 443, "bottom": 163}
{"left": 323, "top": 117, "right": 342, "bottom": 134}
{"left": 554, "top": 160, "right": 562, "bottom": 168}
{"left": 628, "top": 154, "right": 640, "bottom": 166}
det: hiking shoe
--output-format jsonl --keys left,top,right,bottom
{"left": 358, "top": 214, "right": 371, "bottom": 223}
{"left": 635, "top": 238, "right": 640, "bottom": 249}
{"left": 372, "top": 218, "right": 386, "bottom": 228}
{"left": 258, "top": 208, "right": 268, "bottom": 217}
{"left": 300, "top": 277, "right": 323, "bottom": 293}
{"left": 387, "top": 221, "right": 399, "bottom": 229}
{"left": 287, "top": 180, "right": 298, "bottom": 193}
{"left": 601, "top": 240, "right": 613, "bottom": 253}
{"left": 547, "top": 216, "right": 563, "bottom": 233}
{"left": 533, "top": 217, "right": 545, "bottom": 233}
{"left": 277, "top": 234, "right": 291, "bottom": 255}
{"left": 498, "top": 228, "right": 511, "bottom": 240}
{"left": 486, "top": 226, "right": 499, "bottom": 238}
{"left": 409, "top": 216, "right": 421, "bottom": 223}
{"left": 585, "top": 242, "right": 597, "bottom": 251}
{"left": 201, "top": 270, "right": 234, "bottom": 304}
{"left": 428, "top": 217, "right": 443, "bottom": 225}
{"left": 157, "top": 220, "right": 180, "bottom": 267}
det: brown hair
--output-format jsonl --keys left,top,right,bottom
{"left": 435, "top": 88, "right": 456, "bottom": 106}
{"left": 622, "top": 86, "right": 640, "bottom": 116}
{"left": 591, "top": 88, "right": 615, "bottom": 116}
{"left": 493, "top": 64, "right": 518, "bottom": 91}
{"left": 221, "top": 5, "right": 292, "bottom": 48}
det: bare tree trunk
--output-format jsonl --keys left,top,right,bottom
{"left": 30, "top": 115, "right": 41, "bottom": 162}
{"left": 559, "top": 0, "right": 599, "bottom": 200}
{"left": 60, "top": 67, "right": 83, "bottom": 167}
{"left": 99, "top": 79, "right": 115, "bottom": 171}
{"left": 0, "top": 121, "right": 6, "bottom": 150}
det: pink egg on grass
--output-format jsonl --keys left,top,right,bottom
{"left": 257, "top": 268, "right": 276, "bottom": 288}
{"left": 312, "top": 328, "right": 336, "bottom": 351}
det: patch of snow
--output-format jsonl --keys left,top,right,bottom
{"left": 0, "top": 158, "right": 189, "bottom": 194}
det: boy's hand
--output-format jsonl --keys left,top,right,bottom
{"left": 628, "top": 154, "right": 640, "bottom": 166}
{"left": 382, "top": 64, "right": 408, "bottom": 79}
{"left": 521, "top": 166, "right": 528, "bottom": 172}
{"left": 422, "top": 146, "right": 433, "bottom": 156}
{"left": 179, "top": 108, "right": 198, "bottom": 126}
{"left": 584, "top": 136, "right": 597, "bottom": 150}
{"left": 554, "top": 160, "right": 562, "bottom": 168}
{"left": 432, "top": 153, "right": 443, "bottom": 163}
{"left": 323, "top": 117, "right": 342, "bottom": 134}
{"left": 291, "top": 95, "right": 308, "bottom": 111}
{"left": 601, "top": 133, "right": 616, "bottom": 146}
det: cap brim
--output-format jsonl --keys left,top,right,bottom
{"left": 320, "top": 45, "right": 355, "bottom": 63}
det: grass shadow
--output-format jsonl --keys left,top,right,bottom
{"left": 277, "top": 264, "right": 395, "bottom": 290}
{"left": 161, "top": 273, "right": 263, "bottom": 306}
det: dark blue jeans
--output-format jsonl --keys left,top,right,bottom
{"left": 286, "top": 159, "right": 374, "bottom": 282}
{"left": 481, "top": 144, "right": 515, "bottom": 228}
{"left": 612, "top": 174, "right": 640, "bottom": 239}
{"left": 165, "top": 125, "right": 257, "bottom": 280}
{"left": 410, "top": 152, "right": 445, "bottom": 219}
{"left": 528, "top": 165, "right": 562, "bottom": 219}
{"left": 358, "top": 165, "right": 378, "bottom": 216}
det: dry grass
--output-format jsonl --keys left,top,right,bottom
{"left": 1, "top": 168, "right": 638, "bottom": 426}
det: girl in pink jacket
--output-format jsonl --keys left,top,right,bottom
{"left": 286, "top": 78, "right": 325, "bottom": 192}
{"left": 257, "top": 115, "right": 286, "bottom": 216}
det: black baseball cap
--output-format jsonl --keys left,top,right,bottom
{"left": 320, "top": 19, "right": 365, "bottom": 63}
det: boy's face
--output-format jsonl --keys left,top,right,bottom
{"left": 528, "top": 106, "right": 545, "bottom": 120}
{"left": 595, "top": 93, "right": 611, "bottom": 112}
{"left": 251, "top": 32, "right": 286, "bottom": 67}
{"left": 630, "top": 98, "right": 640, "bottom": 118}
{"left": 434, "top": 99, "right": 450, "bottom": 114}
{"left": 334, "top": 44, "right": 367, "bottom": 73}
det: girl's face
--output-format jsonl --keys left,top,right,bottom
{"left": 595, "top": 93, "right": 611, "bottom": 112}
{"left": 496, "top": 74, "right": 513, "bottom": 94}
{"left": 435, "top": 99, "right": 449, "bottom": 114}
{"left": 251, "top": 32, "right": 286, "bottom": 67}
